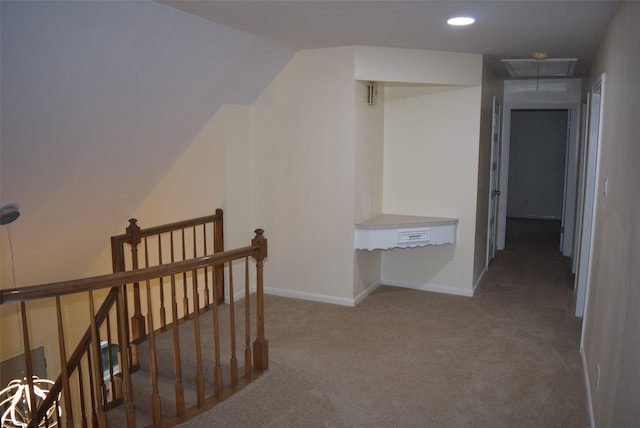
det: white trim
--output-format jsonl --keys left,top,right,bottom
{"left": 577, "top": 74, "right": 605, "bottom": 326}
{"left": 380, "top": 279, "right": 474, "bottom": 297}
{"left": 264, "top": 286, "right": 358, "bottom": 307}
{"left": 472, "top": 267, "right": 487, "bottom": 295}
{"left": 486, "top": 96, "right": 502, "bottom": 265}
{"left": 581, "top": 348, "right": 596, "bottom": 428}
{"left": 354, "top": 280, "right": 382, "bottom": 305}
{"left": 508, "top": 215, "right": 563, "bottom": 221}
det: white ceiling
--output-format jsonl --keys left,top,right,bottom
{"left": 162, "top": 0, "right": 620, "bottom": 77}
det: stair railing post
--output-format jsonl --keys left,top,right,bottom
{"left": 116, "top": 284, "right": 136, "bottom": 427}
{"left": 251, "top": 229, "right": 269, "bottom": 372}
{"left": 126, "top": 219, "right": 146, "bottom": 368}
{"left": 19, "top": 302, "right": 39, "bottom": 428}
{"left": 214, "top": 208, "right": 225, "bottom": 304}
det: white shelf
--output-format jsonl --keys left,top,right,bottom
{"left": 355, "top": 214, "right": 458, "bottom": 250}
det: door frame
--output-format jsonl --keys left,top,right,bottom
{"left": 486, "top": 96, "right": 501, "bottom": 265}
{"left": 496, "top": 101, "right": 581, "bottom": 257}
{"left": 576, "top": 74, "right": 605, "bottom": 323}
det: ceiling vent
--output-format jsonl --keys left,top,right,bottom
{"left": 501, "top": 58, "right": 577, "bottom": 78}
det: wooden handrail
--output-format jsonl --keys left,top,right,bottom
{"left": 111, "top": 211, "right": 222, "bottom": 243}
{"left": 1, "top": 245, "right": 260, "bottom": 304}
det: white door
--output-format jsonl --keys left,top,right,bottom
{"left": 487, "top": 97, "right": 501, "bottom": 264}
{"left": 576, "top": 74, "right": 605, "bottom": 320}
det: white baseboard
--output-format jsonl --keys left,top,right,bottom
{"left": 353, "top": 280, "right": 382, "bottom": 305}
{"left": 472, "top": 267, "right": 487, "bottom": 295}
{"left": 264, "top": 286, "right": 358, "bottom": 307}
{"left": 581, "top": 348, "right": 596, "bottom": 428}
{"left": 263, "top": 278, "right": 468, "bottom": 307}
{"left": 380, "top": 279, "right": 474, "bottom": 297}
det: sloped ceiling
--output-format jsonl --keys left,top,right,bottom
{"left": 0, "top": 0, "right": 294, "bottom": 286}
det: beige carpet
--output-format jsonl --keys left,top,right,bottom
{"left": 177, "top": 219, "right": 588, "bottom": 427}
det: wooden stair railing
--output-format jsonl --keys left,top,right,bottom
{"left": 110, "top": 210, "right": 225, "bottom": 371}
{"left": 0, "top": 214, "right": 268, "bottom": 428}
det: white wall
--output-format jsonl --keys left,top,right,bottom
{"left": 582, "top": 3, "right": 640, "bottom": 426}
{"left": 353, "top": 81, "right": 385, "bottom": 300}
{"left": 222, "top": 105, "right": 254, "bottom": 250}
{"left": 83, "top": 105, "right": 236, "bottom": 276}
{"left": 251, "top": 47, "right": 358, "bottom": 304}
{"left": 380, "top": 84, "right": 482, "bottom": 295}
{"left": 355, "top": 46, "right": 481, "bottom": 86}
{"left": 351, "top": 47, "right": 484, "bottom": 296}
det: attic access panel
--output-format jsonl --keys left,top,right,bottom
{"left": 501, "top": 58, "right": 577, "bottom": 78}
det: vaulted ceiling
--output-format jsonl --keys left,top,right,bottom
{"left": 0, "top": 0, "right": 618, "bottom": 286}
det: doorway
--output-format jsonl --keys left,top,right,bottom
{"left": 507, "top": 109, "right": 569, "bottom": 244}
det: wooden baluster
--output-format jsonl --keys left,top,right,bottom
{"left": 143, "top": 238, "right": 162, "bottom": 426}
{"left": 252, "top": 229, "right": 269, "bottom": 372}
{"left": 85, "top": 354, "right": 98, "bottom": 428}
{"left": 214, "top": 209, "right": 225, "bottom": 304}
{"left": 192, "top": 228, "right": 205, "bottom": 407}
{"left": 181, "top": 228, "right": 190, "bottom": 319}
{"left": 55, "top": 400, "right": 62, "bottom": 427}
{"left": 19, "top": 302, "right": 38, "bottom": 427}
{"left": 105, "top": 316, "right": 116, "bottom": 405}
{"left": 228, "top": 261, "right": 238, "bottom": 387}
{"left": 88, "top": 291, "right": 107, "bottom": 427}
{"left": 55, "top": 296, "right": 74, "bottom": 427}
{"left": 192, "top": 270, "right": 205, "bottom": 407}
{"left": 244, "top": 257, "right": 252, "bottom": 378}
{"left": 127, "top": 220, "right": 146, "bottom": 366}
{"left": 116, "top": 284, "right": 135, "bottom": 427}
{"left": 112, "top": 234, "right": 133, "bottom": 372}
{"left": 158, "top": 236, "right": 166, "bottom": 329}
{"left": 169, "top": 232, "right": 185, "bottom": 417}
{"left": 170, "top": 273, "right": 185, "bottom": 416}
{"left": 112, "top": 297, "right": 124, "bottom": 404}
{"left": 211, "top": 266, "right": 223, "bottom": 398}
{"left": 77, "top": 360, "right": 88, "bottom": 428}
{"left": 202, "top": 224, "right": 210, "bottom": 308}
{"left": 121, "top": 281, "right": 132, "bottom": 371}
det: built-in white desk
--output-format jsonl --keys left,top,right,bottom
{"left": 355, "top": 214, "right": 458, "bottom": 251}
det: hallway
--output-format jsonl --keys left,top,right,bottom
{"left": 480, "top": 218, "right": 576, "bottom": 308}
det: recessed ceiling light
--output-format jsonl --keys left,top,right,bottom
{"left": 447, "top": 16, "right": 475, "bottom": 26}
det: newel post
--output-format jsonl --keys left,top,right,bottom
{"left": 126, "top": 219, "right": 146, "bottom": 367}
{"left": 251, "top": 229, "right": 269, "bottom": 372}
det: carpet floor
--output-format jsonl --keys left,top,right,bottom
{"left": 177, "top": 218, "right": 589, "bottom": 427}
